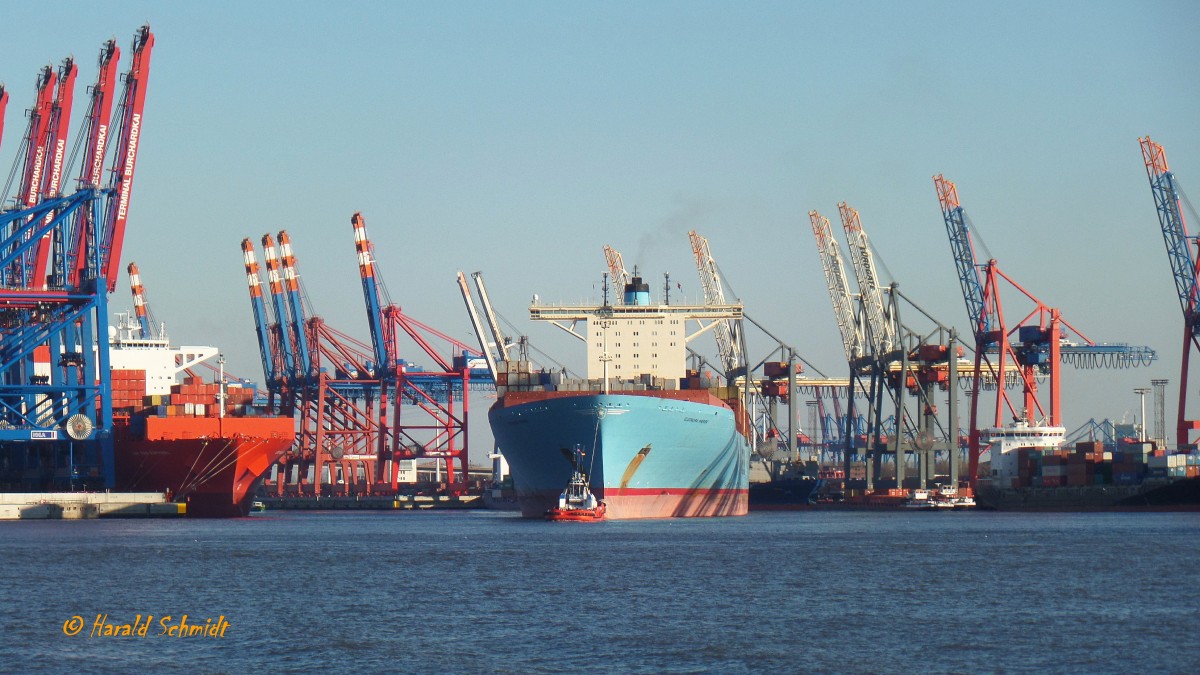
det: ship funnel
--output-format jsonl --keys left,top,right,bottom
{"left": 623, "top": 272, "right": 652, "bottom": 306}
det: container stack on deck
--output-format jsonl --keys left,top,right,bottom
{"left": 110, "top": 372, "right": 256, "bottom": 418}
{"left": 1006, "top": 441, "right": 1198, "bottom": 489}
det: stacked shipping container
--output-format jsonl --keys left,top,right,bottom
{"left": 110, "top": 372, "right": 258, "bottom": 417}
{"left": 1007, "top": 440, "right": 1198, "bottom": 488}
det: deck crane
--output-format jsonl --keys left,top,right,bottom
{"left": 1140, "top": 136, "right": 1200, "bottom": 448}
{"left": 471, "top": 271, "right": 515, "bottom": 365}
{"left": 458, "top": 270, "right": 517, "bottom": 379}
{"left": 935, "top": 173, "right": 1156, "bottom": 484}
{"left": 67, "top": 39, "right": 120, "bottom": 289}
{"left": 100, "top": 24, "right": 153, "bottom": 294}
{"left": 688, "top": 230, "right": 745, "bottom": 379}
{"left": 603, "top": 245, "right": 631, "bottom": 291}
{"left": 126, "top": 262, "right": 159, "bottom": 338}
{"left": 458, "top": 271, "right": 498, "bottom": 378}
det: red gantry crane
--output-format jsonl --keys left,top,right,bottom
{"left": 1140, "top": 136, "right": 1200, "bottom": 449}
{"left": 935, "top": 174, "right": 1156, "bottom": 484}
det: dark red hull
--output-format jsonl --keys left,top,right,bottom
{"left": 114, "top": 416, "right": 294, "bottom": 517}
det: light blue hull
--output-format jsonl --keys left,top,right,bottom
{"left": 488, "top": 392, "right": 750, "bottom": 519}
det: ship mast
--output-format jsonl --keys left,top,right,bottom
{"left": 600, "top": 272, "right": 611, "bottom": 394}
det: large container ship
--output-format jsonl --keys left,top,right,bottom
{"left": 104, "top": 317, "right": 294, "bottom": 517}
{"left": 488, "top": 274, "right": 750, "bottom": 519}
{"left": 974, "top": 422, "right": 1200, "bottom": 510}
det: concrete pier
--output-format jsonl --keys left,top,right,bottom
{"left": 259, "top": 494, "right": 482, "bottom": 511}
{"left": 0, "top": 492, "right": 184, "bottom": 520}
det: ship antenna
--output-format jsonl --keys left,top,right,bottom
{"left": 602, "top": 271, "right": 610, "bottom": 308}
{"left": 663, "top": 272, "right": 670, "bottom": 305}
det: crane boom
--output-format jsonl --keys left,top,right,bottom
{"left": 688, "top": 230, "right": 743, "bottom": 375}
{"left": 839, "top": 202, "right": 895, "bottom": 355}
{"left": 352, "top": 212, "right": 391, "bottom": 376}
{"left": 458, "top": 271, "right": 499, "bottom": 378}
{"left": 472, "top": 271, "right": 511, "bottom": 366}
{"left": 4, "top": 67, "right": 56, "bottom": 289}
{"left": 1140, "top": 137, "right": 1199, "bottom": 324}
{"left": 0, "top": 84, "right": 8, "bottom": 153}
{"left": 603, "top": 245, "right": 631, "bottom": 288}
{"left": 810, "top": 210, "right": 863, "bottom": 362}
{"left": 68, "top": 39, "right": 120, "bottom": 288}
{"left": 126, "top": 262, "right": 153, "bottom": 338}
{"left": 277, "top": 231, "right": 313, "bottom": 381}
{"left": 101, "top": 24, "right": 154, "bottom": 293}
{"left": 15, "top": 66, "right": 56, "bottom": 212}
{"left": 261, "top": 233, "right": 297, "bottom": 382}
{"left": 31, "top": 57, "right": 78, "bottom": 289}
{"left": 934, "top": 174, "right": 990, "bottom": 342}
{"left": 241, "top": 238, "right": 276, "bottom": 388}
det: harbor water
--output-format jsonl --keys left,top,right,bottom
{"left": 2, "top": 510, "right": 1198, "bottom": 673}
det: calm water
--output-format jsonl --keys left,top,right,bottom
{"left": 1, "top": 509, "right": 1198, "bottom": 674}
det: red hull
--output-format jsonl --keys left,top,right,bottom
{"left": 545, "top": 503, "right": 607, "bottom": 521}
{"left": 114, "top": 416, "right": 294, "bottom": 517}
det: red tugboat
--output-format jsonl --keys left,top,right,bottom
{"left": 545, "top": 447, "right": 607, "bottom": 522}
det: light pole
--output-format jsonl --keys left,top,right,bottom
{"left": 1134, "top": 387, "right": 1151, "bottom": 442}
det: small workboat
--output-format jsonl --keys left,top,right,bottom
{"left": 545, "top": 448, "right": 606, "bottom": 521}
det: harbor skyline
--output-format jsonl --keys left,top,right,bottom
{"left": 2, "top": 1, "right": 1197, "bottom": 463}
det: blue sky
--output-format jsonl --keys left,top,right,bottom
{"left": 2, "top": 1, "right": 1198, "bottom": 458}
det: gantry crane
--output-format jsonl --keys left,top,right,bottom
{"left": 810, "top": 208, "right": 887, "bottom": 482}
{"left": 350, "top": 212, "right": 480, "bottom": 491}
{"left": 935, "top": 173, "right": 1156, "bottom": 484}
{"left": 0, "top": 26, "right": 154, "bottom": 490}
{"left": 246, "top": 232, "right": 381, "bottom": 496}
{"left": 1140, "top": 136, "right": 1200, "bottom": 449}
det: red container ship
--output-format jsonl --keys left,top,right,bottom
{"left": 104, "top": 317, "right": 294, "bottom": 517}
